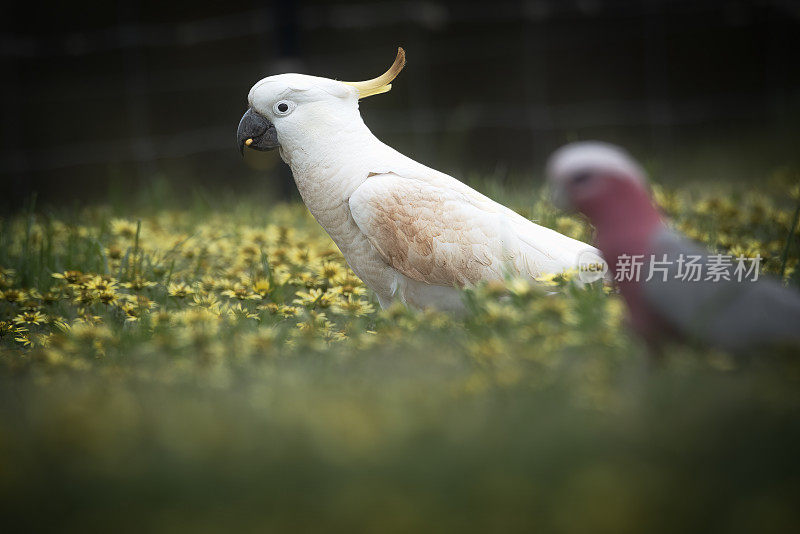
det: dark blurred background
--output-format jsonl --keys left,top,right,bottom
{"left": 2, "top": 0, "right": 799, "bottom": 210}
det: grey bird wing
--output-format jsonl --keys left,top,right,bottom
{"left": 643, "top": 230, "right": 800, "bottom": 353}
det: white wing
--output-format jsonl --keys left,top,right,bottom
{"left": 349, "top": 172, "right": 601, "bottom": 287}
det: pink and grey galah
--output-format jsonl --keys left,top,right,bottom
{"left": 546, "top": 141, "right": 800, "bottom": 353}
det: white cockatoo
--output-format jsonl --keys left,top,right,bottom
{"left": 237, "top": 48, "right": 605, "bottom": 311}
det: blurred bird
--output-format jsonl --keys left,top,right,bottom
{"left": 238, "top": 48, "right": 604, "bottom": 311}
{"left": 547, "top": 141, "right": 800, "bottom": 353}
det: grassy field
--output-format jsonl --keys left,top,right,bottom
{"left": 1, "top": 173, "right": 799, "bottom": 533}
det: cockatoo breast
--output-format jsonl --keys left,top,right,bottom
{"left": 280, "top": 120, "right": 408, "bottom": 303}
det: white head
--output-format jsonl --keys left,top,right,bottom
{"left": 546, "top": 141, "right": 648, "bottom": 212}
{"left": 237, "top": 48, "right": 406, "bottom": 158}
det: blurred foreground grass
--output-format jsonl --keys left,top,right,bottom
{"left": 1, "top": 172, "right": 799, "bottom": 533}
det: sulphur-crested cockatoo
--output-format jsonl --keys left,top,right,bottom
{"left": 238, "top": 48, "right": 604, "bottom": 311}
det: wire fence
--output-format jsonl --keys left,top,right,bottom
{"left": 2, "top": 0, "right": 798, "bottom": 179}
{"left": 3, "top": 1, "right": 798, "bottom": 58}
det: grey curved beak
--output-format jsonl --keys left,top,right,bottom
{"left": 550, "top": 183, "right": 572, "bottom": 211}
{"left": 237, "top": 108, "right": 280, "bottom": 155}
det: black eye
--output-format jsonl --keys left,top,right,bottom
{"left": 571, "top": 171, "right": 593, "bottom": 185}
{"left": 273, "top": 100, "right": 295, "bottom": 116}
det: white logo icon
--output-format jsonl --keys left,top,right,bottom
{"left": 576, "top": 249, "right": 608, "bottom": 283}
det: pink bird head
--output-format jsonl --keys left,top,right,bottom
{"left": 547, "top": 142, "right": 649, "bottom": 218}
{"left": 546, "top": 142, "right": 668, "bottom": 339}
{"left": 546, "top": 142, "right": 664, "bottom": 258}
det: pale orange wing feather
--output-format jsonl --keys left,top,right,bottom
{"left": 349, "top": 174, "right": 515, "bottom": 287}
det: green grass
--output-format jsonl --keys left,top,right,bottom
{"left": 1, "top": 175, "right": 799, "bottom": 533}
